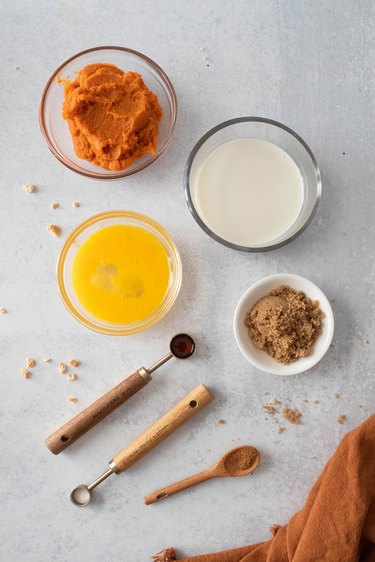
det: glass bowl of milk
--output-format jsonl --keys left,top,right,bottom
{"left": 184, "top": 117, "right": 321, "bottom": 251}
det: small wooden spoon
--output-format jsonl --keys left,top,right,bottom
{"left": 144, "top": 445, "right": 260, "bottom": 505}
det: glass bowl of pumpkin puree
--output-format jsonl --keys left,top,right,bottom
{"left": 57, "top": 211, "right": 182, "bottom": 335}
{"left": 39, "top": 46, "right": 177, "bottom": 179}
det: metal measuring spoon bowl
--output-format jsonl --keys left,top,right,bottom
{"left": 170, "top": 333, "right": 195, "bottom": 359}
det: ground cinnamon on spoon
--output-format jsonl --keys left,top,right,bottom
{"left": 225, "top": 448, "right": 258, "bottom": 472}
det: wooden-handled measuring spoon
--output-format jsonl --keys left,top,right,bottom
{"left": 70, "top": 384, "right": 213, "bottom": 507}
{"left": 45, "top": 333, "right": 195, "bottom": 454}
{"left": 144, "top": 445, "right": 260, "bottom": 505}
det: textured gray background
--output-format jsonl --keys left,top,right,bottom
{"left": 1, "top": 1, "right": 374, "bottom": 561}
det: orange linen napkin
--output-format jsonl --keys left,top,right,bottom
{"left": 154, "top": 414, "right": 375, "bottom": 562}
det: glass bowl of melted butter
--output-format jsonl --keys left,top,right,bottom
{"left": 58, "top": 211, "right": 182, "bottom": 335}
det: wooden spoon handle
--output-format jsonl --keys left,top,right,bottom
{"left": 45, "top": 370, "right": 151, "bottom": 454}
{"left": 111, "top": 384, "right": 213, "bottom": 472}
{"left": 144, "top": 469, "right": 215, "bottom": 505}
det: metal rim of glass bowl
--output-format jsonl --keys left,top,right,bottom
{"left": 183, "top": 116, "right": 322, "bottom": 252}
{"left": 39, "top": 45, "right": 178, "bottom": 180}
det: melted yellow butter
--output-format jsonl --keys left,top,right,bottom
{"left": 72, "top": 225, "right": 170, "bottom": 323}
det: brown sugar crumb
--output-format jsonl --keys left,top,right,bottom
{"left": 337, "top": 415, "right": 346, "bottom": 424}
{"left": 282, "top": 406, "right": 302, "bottom": 425}
{"left": 23, "top": 183, "right": 36, "bottom": 193}
{"left": 26, "top": 358, "right": 36, "bottom": 368}
{"left": 69, "top": 358, "right": 79, "bottom": 368}
{"left": 218, "top": 418, "right": 226, "bottom": 424}
{"left": 47, "top": 224, "right": 61, "bottom": 237}
{"left": 68, "top": 397, "right": 77, "bottom": 403}
{"left": 50, "top": 202, "right": 59, "bottom": 209}
{"left": 58, "top": 362, "right": 67, "bottom": 374}
{"left": 303, "top": 399, "right": 309, "bottom": 403}
{"left": 245, "top": 285, "right": 324, "bottom": 364}
{"left": 334, "top": 392, "right": 340, "bottom": 399}
{"left": 67, "top": 373, "right": 78, "bottom": 381}
{"left": 72, "top": 201, "right": 80, "bottom": 208}
{"left": 0, "top": 307, "right": 6, "bottom": 314}
{"left": 263, "top": 398, "right": 281, "bottom": 416}
{"left": 312, "top": 399, "right": 319, "bottom": 404}
{"left": 270, "top": 524, "right": 281, "bottom": 536}
{"left": 20, "top": 369, "right": 31, "bottom": 379}
{"left": 42, "top": 357, "right": 51, "bottom": 362}
{"left": 263, "top": 403, "right": 277, "bottom": 415}
{"left": 152, "top": 548, "right": 176, "bottom": 562}
{"left": 278, "top": 426, "right": 285, "bottom": 434}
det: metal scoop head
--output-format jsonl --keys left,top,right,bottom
{"left": 70, "top": 484, "right": 91, "bottom": 507}
{"left": 70, "top": 467, "right": 114, "bottom": 507}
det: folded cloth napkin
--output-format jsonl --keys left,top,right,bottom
{"left": 154, "top": 414, "right": 375, "bottom": 562}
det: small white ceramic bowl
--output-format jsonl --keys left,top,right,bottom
{"left": 233, "top": 273, "right": 334, "bottom": 375}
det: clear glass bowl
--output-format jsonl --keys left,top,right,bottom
{"left": 39, "top": 46, "right": 177, "bottom": 180}
{"left": 57, "top": 211, "right": 182, "bottom": 335}
{"left": 184, "top": 117, "right": 321, "bottom": 252}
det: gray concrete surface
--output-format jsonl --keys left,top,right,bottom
{"left": 1, "top": 1, "right": 374, "bottom": 560}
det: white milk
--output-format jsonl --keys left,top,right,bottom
{"left": 192, "top": 139, "right": 304, "bottom": 246}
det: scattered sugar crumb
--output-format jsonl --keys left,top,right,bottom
{"left": 278, "top": 426, "right": 285, "bottom": 434}
{"left": 26, "top": 358, "right": 36, "bottom": 368}
{"left": 58, "top": 362, "right": 67, "bottom": 374}
{"left": 20, "top": 369, "right": 31, "bottom": 379}
{"left": 69, "top": 358, "right": 79, "bottom": 367}
{"left": 312, "top": 400, "right": 319, "bottom": 404}
{"left": 0, "top": 307, "right": 6, "bottom": 314}
{"left": 270, "top": 524, "right": 281, "bottom": 537}
{"left": 47, "top": 224, "right": 61, "bottom": 237}
{"left": 334, "top": 393, "right": 340, "bottom": 399}
{"left": 203, "top": 56, "right": 208, "bottom": 61}
{"left": 67, "top": 373, "right": 78, "bottom": 381}
{"left": 23, "top": 183, "right": 36, "bottom": 193}
{"left": 337, "top": 415, "right": 346, "bottom": 424}
{"left": 67, "top": 397, "right": 77, "bottom": 403}
{"left": 50, "top": 202, "right": 59, "bottom": 209}
{"left": 218, "top": 418, "right": 226, "bottom": 424}
{"left": 72, "top": 201, "right": 80, "bottom": 208}
{"left": 263, "top": 403, "right": 277, "bottom": 415}
{"left": 282, "top": 406, "right": 302, "bottom": 425}
{"left": 15, "top": 66, "right": 20, "bottom": 70}
{"left": 303, "top": 399, "right": 309, "bottom": 403}
{"left": 42, "top": 357, "right": 51, "bottom": 362}
{"left": 199, "top": 47, "right": 206, "bottom": 52}
{"left": 263, "top": 399, "right": 281, "bottom": 416}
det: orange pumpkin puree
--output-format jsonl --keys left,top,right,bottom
{"left": 62, "top": 64, "right": 163, "bottom": 171}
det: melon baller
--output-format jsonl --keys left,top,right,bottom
{"left": 45, "top": 333, "right": 195, "bottom": 455}
{"left": 70, "top": 384, "right": 213, "bottom": 506}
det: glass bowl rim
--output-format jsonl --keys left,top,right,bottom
{"left": 39, "top": 45, "right": 178, "bottom": 180}
{"left": 183, "top": 116, "right": 322, "bottom": 252}
{"left": 57, "top": 210, "right": 182, "bottom": 335}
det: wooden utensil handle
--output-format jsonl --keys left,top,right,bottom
{"left": 45, "top": 370, "right": 151, "bottom": 454}
{"left": 144, "top": 469, "right": 215, "bottom": 505}
{"left": 111, "top": 384, "right": 213, "bottom": 472}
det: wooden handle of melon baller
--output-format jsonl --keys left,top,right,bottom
{"left": 45, "top": 369, "right": 151, "bottom": 454}
{"left": 110, "top": 384, "right": 213, "bottom": 473}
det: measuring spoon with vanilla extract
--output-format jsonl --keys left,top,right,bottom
{"left": 45, "top": 334, "right": 195, "bottom": 454}
{"left": 144, "top": 445, "right": 260, "bottom": 504}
